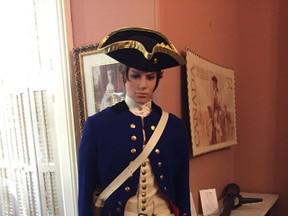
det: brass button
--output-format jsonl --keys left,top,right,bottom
{"left": 125, "top": 187, "right": 130, "bottom": 192}
{"left": 142, "top": 199, "right": 146, "bottom": 204}
{"left": 118, "top": 201, "right": 123, "bottom": 206}
{"left": 116, "top": 207, "right": 121, "bottom": 212}
{"left": 150, "top": 125, "right": 156, "bottom": 131}
{"left": 142, "top": 184, "right": 146, "bottom": 190}
{"left": 141, "top": 192, "right": 146, "bottom": 197}
{"left": 142, "top": 162, "right": 146, "bottom": 167}
{"left": 130, "top": 123, "right": 136, "bottom": 129}
{"left": 158, "top": 162, "right": 162, "bottom": 167}
{"left": 142, "top": 206, "right": 146, "bottom": 211}
{"left": 141, "top": 170, "right": 146, "bottom": 175}
{"left": 141, "top": 178, "right": 146, "bottom": 183}
{"left": 160, "top": 175, "right": 164, "bottom": 180}
{"left": 155, "top": 149, "right": 160, "bottom": 154}
{"left": 131, "top": 135, "right": 137, "bottom": 141}
{"left": 153, "top": 58, "right": 158, "bottom": 64}
{"left": 131, "top": 148, "right": 137, "bottom": 154}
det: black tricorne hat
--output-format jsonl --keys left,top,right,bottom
{"left": 96, "top": 27, "right": 186, "bottom": 72}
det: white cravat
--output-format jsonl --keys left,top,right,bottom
{"left": 125, "top": 95, "right": 151, "bottom": 117}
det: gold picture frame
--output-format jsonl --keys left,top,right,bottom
{"left": 186, "top": 48, "right": 237, "bottom": 156}
{"left": 72, "top": 44, "right": 125, "bottom": 134}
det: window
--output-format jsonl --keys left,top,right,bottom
{"left": 0, "top": 0, "right": 77, "bottom": 215}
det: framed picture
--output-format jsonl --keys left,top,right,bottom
{"left": 186, "top": 48, "right": 237, "bottom": 156}
{"left": 73, "top": 44, "right": 125, "bottom": 132}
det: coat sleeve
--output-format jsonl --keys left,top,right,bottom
{"left": 78, "top": 117, "right": 99, "bottom": 216}
{"left": 174, "top": 120, "right": 192, "bottom": 215}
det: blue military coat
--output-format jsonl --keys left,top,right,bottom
{"left": 78, "top": 101, "right": 191, "bottom": 216}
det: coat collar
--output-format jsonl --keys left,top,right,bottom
{"left": 111, "top": 100, "right": 162, "bottom": 115}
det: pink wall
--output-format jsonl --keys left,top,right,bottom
{"left": 70, "top": 0, "right": 288, "bottom": 214}
{"left": 233, "top": 1, "right": 288, "bottom": 215}
{"left": 71, "top": 0, "right": 157, "bottom": 47}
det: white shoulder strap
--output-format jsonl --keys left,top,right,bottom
{"left": 95, "top": 111, "right": 169, "bottom": 207}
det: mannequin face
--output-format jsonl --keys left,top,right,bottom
{"left": 125, "top": 68, "right": 157, "bottom": 104}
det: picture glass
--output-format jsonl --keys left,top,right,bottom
{"left": 73, "top": 44, "right": 125, "bottom": 133}
{"left": 82, "top": 53, "right": 125, "bottom": 115}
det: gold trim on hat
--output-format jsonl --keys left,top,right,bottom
{"left": 96, "top": 40, "right": 186, "bottom": 66}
